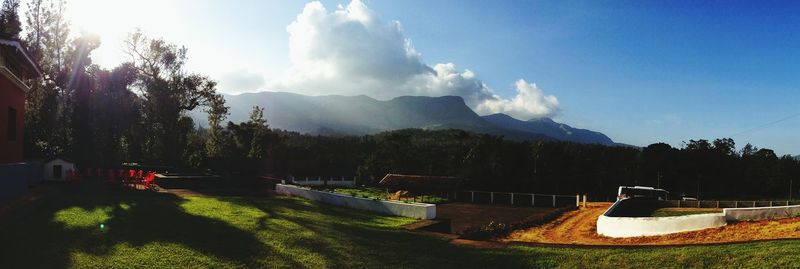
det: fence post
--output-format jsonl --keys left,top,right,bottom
{"left": 552, "top": 195, "right": 556, "bottom": 207}
{"left": 576, "top": 195, "right": 580, "bottom": 207}
{"left": 471, "top": 191, "right": 474, "bottom": 203}
{"left": 770, "top": 201, "right": 773, "bottom": 207}
{"left": 490, "top": 192, "right": 494, "bottom": 204}
{"left": 511, "top": 193, "right": 514, "bottom": 205}
{"left": 735, "top": 201, "right": 738, "bottom": 208}
{"left": 532, "top": 194, "right": 535, "bottom": 206}
{"left": 582, "top": 194, "right": 587, "bottom": 208}
{"left": 753, "top": 201, "right": 756, "bottom": 208}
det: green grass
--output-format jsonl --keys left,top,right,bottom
{"left": 651, "top": 208, "right": 723, "bottom": 217}
{"left": 2, "top": 183, "right": 800, "bottom": 268}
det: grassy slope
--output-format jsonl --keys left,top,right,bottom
{"left": 1, "top": 184, "right": 799, "bottom": 268}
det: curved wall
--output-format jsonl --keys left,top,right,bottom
{"left": 276, "top": 184, "right": 436, "bottom": 219}
{"left": 597, "top": 213, "right": 726, "bottom": 238}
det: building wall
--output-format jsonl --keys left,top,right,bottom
{"left": 0, "top": 74, "right": 25, "bottom": 164}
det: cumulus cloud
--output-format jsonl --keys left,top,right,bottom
{"left": 476, "top": 79, "right": 560, "bottom": 119}
{"left": 268, "top": 0, "right": 561, "bottom": 119}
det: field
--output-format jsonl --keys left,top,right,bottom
{"left": 2, "top": 184, "right": 800, "bottom": 268}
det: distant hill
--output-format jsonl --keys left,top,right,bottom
{"left": 794, "top": 155, "right": 800, "bottom": 160}
{"left": 481, "top": 113, "right": 614, "bottom": 145}
{"left": 191, "top": 91, "right": 616, "bottom": 145}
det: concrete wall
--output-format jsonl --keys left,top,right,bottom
{"left": 0, "top": 163, "right": 28, "bottom": 203}
{"left": 276, "top": 184, "right": 435, "bottom": 219}
{"left": 291, "top": 179, "right": 356, "bottom": 187}
{"left": 724, "top": 205, "right": 800, "bottom": 221}
{"left": 597, "top": 213, "right": 726, "bottom": 238}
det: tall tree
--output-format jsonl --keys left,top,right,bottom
{"left": 0, "top": 0, "right": 21, "bottom": 38}
{"left": 124, "top": 29, "right": 221, "bottom": 165}
{"left": 205, "top": 93, "right": 228, "bottom": 157}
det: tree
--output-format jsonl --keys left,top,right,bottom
{"left": 22, "top": 0, "right": 73, "bottom": 158}
{"left": 247, "top": 106, "right": 270, "bottom": 159}
{"left": 205, "top": 93, "right": 228, "bottom": 157}
{"left": 0, "top": 0, "right": 21, "bottom": 38}
{"left": 124, "top": 29, "right": 220, "bottom": 164}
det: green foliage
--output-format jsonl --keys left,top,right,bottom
{"left": 0, "top": 0, "right": 21, "bottom": 37}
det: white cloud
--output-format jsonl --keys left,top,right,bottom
{"left": 476, "top": 79, "right": 560, "bottom": 119}
{"left": 218, "top": 70, "right": 266, "bottom": 94}
{"left": 268, "top": 0, "right": 561, "bottom": 119}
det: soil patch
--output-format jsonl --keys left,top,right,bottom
{"left": 436, "top": 202, "right": 560, "bottom": 234}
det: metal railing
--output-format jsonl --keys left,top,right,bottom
{"left": 666, "top": 200, "right": 800, "bottom": 208}
{"left": 451, "top": 190, "right": 580, "bottom": 208}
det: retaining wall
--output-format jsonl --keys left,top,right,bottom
{"left": 276, "top": 184, "right": 435, "bottom": 219}
{"left": 724, "top": 205, "right": 800, "bottom": 221}
{"left": 290, "top": 180, "right": 356, "bottom": 187}
{"left": 597, "top": 213, "right": 726, "bottom": 238}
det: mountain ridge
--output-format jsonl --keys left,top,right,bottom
{"left": 191, "top": 91, "right": 615, "bottom": 145}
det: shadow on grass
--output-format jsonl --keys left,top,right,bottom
{"left": 0, "top": 182, "right": 303, "bottom": 268}
{"left": 230, "top": 196, "right": 556, "bottom": 268}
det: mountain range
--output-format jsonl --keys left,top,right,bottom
{"left": 191, "top": 91, "right": 616, "bottom": 145}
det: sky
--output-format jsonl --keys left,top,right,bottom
{"left": 52, "top": 0, "right": 800, "bottom": 155}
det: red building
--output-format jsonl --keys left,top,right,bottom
{"left": 0, "top": 38, "right": 41, "bottom": 164}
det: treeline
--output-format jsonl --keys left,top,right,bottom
{"left": 8, "top": 0, "right": 245, "bottom": 169}
{"left": 274, "top": 129, "right": 800, "bottom": 200}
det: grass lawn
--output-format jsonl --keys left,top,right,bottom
{"left": 651, "top": 208, "right": 724, "bottom": 217}
{"left": 2, "top": 183, "right": 800, "bottom": 268}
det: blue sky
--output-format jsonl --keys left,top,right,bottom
{"left": 62, "top": 0, "right": 800, "bottom": 155}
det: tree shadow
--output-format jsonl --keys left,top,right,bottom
{"left": 0, "top": 182, "right": 304, "bottom": 268}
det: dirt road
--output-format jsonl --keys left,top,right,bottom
{"left": 504, "top": 202, "right": 800, "bottom": 246}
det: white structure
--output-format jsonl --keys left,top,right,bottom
{"left": 724, "top": 205, "right": 800, "bottom": 221}
{"left": 276, "top": 184, "right": 436, "bottom": 219}
{"left": 597, "top": 213, "right": 726, "bottom": 238}
{"left": 290, "top": 176, "right": 356, "bottom": 187}
{"left": 43, "top": 157, "right": 76, "bottom": 181}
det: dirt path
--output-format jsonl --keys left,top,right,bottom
{"left": 504, "top": 202, "right": 800, "bottom": 246}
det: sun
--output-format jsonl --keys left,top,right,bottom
{"left": 63, "top": 0, "right": 180, "bottom": 68}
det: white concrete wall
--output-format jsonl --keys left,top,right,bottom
{"left": 291, "top": 180, "right": 356, "bottom": 187}
{"left": 276, "top": 184, "right": 435, "bottom": 219}
{"left": 597, "top": 213, "right": 726, "bottom": 238}
{"left": 43, "top": 159, "right": 75, "bottom": 181}
{"left": 724, "top": 205, "right": 800, "bottom": 221}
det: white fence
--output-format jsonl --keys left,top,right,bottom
{"left": 289, "top": 176, "right": 356, "bottom": 187}
{"left": 276, "top": 184, "right": 435, "bottom": 219}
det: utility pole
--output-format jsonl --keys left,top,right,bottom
{"left": 790, "top": 179, "right": 793, "bottom": 201}
{"left": 657, "top": 170, "right": 661, "bottom": 189}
